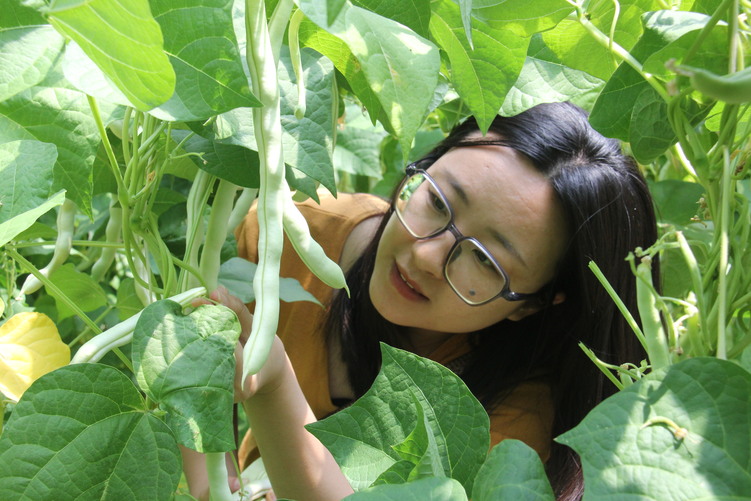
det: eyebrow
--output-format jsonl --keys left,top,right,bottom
{"left": 442, "top": 171, "right": 528, "bottom": 268}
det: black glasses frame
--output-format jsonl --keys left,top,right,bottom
{"left": 394, "top": 162, "right": 542, "bottom": 306}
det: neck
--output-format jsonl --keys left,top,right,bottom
{"left": 404, "top": 327, "right": 454, "bottom": 358}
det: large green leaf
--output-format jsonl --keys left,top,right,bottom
{"left": 307, "top": 344, "right": 490, "bottom": 493}
{"left": 541, "top": 0, "right": 661, "bottom": 82}
{"left": 148, "top": 0, "right": 260, "bottom": 121}
{"left": 500, "top": 55, "right": 605, "bottom": 115}
{"left": 298, "top": 19, "right": 383, "bottom": 124}
{"left": 472, "top": 440, "right": 554, "bottom": 501}
{"left": 132, "top": 299, "right": 241, "bottom": 452}
{"left": 0, "top": 0, "right": 64, "bottom": 101}
{"left": 351, "top": 0, "right": 431, "bottom": 38}
{"left": 344, "top": 477, "right": 468, "bottom": 500}
{"left": 0, "top": 363, "right": 182, "bottom": 501}
{"left": 0, "top": 66, "right": 113, "bottom": 218}
{"left": 469, "top": 0, "right": 572, "bottom": 37}
{"left": 558, "top": 358, "right": 751, "bottom": 499}
{"left": 0, "top": 190, "right": 65, "bottom": 248}
{"left": 590, "top": 10, "right": 711, "bottom": 142}
{"left": 0, "top": 140, "right": 57, "bottom": 224}
{"left": 44, "top": 0, "right": 175, "bottom": 111}
{"left": 297, "top": 0, "right": 440, "bottom": 158}
{"left": 429, "top": 0, "right": 529, "bottom": 132}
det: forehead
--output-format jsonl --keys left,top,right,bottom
{"left": 427, "top": 142, "right": 568, "bottom": 272}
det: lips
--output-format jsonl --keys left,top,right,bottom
{"left": 391, "top": 263, "right": 428, "bottom": 301}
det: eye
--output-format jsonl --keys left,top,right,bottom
{"left": 472, "top": 248, "right": 495, "bottom": 269}
{"left": 429, "top": 190, "right": 448, "bottom": 215}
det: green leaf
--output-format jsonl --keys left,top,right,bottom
{"left": 148, "top": 0, "right": 260, "bottom": 121}
{"left": 388, "top": 392, "right": 446, "bottom": 482}
{"left": 628, "top": 86, "right": 675, "bottom": 163}
{"left": 343, "top": 477, "right": 468, "bottom": 500}
{"left": 0, "top": 190, "right": 65, "bottom": 248}
{"left": 115, "top": 277, "right": 144, "bottom": 321}
{"left": 46, "top": 263, "right": 108, "bottom": 320}
{"left": 590, "top": 10, "right": 711, "bottom": 141}
{"left": 307, "top": 344, "right": 489, "bottom": 493}
{"left": 0, "top": 0, "right": 64, "bottom": 101}
{"left": 472, "top": 440, "right": 554, "bottom": 501}
{"left": 557, "top": 358, "right": 751, "bottom": 498}
{"left": 297, "top": 1, "right": 440, "bottom": 158}
{"left": 217, "top": 257, "right": 322, "bottom": 305}
{"left": 429, "top": 0, "right": 529, "bottom": 132}
{"left": 205, "top": 47, "right": 337, "bottom": 195}
{"left": 132, "top": 299, "right": 241, "bottom": 452}
{"left": 469, "top": 0, "right": 573, "bottom": 38}
{"left": 642, "top": 23, "right": 728, "bottom": 79}
{"left": 175, "top": 129, "right": 261, "bottom": 188}
{"left": 44, "top": 0, "right": 175, "bottom": 111}
{"left": 0, "top": 364, "right": 182, "bottom": 501}
{"left": 351, "top": 0, "right": 431, "bottom": 38}
{"left": 0, "top": 140, "right": 57, "bottom": 223}
{"left": 60, "top": 40, "right": 131, "bottom": 107}
{"left": 298, "top": 19, "right": 383, "bottom": 124}
{"left": 0, "top": 65, "right": 113, "bottom": 218}
{"left": 541, "top": 0, "right": 660, "bottom": 82}
{"left": 649, "top": 180, "right": 705, "bottom": 227}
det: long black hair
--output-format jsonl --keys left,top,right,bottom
{"left": 323, "top": 102, "right": 658, "bottom": 500}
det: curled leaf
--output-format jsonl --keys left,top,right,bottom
{"left": 0, "top": 312, "right": 70, "bottom": 401}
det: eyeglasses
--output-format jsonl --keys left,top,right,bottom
{"left": 393, "top": 163, "right": 542, "bottom": 306}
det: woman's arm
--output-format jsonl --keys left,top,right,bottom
{"left": 205, "top": 286, "right": 353, "bottom": 501}
{"left": 240, "top": 335, "right": 354, "bottom": 501}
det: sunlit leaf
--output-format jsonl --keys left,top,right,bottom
{"left": 430, "top": 0, "right": 528, "bottom": 132}
{"left": 0, "top": 312, "right": 69, "bottom": 402}
{"left": 472, "top": 440, "right": 554, "bottom": 501}
{"left": 0, "top": 0, "right": 64, "bottom": 101}
{"left": 148, "top": 0, "right": 260, "bottom": 121}
{"left": 132, "top": 300, "right": 241, "bottom": 452}
{"left": 45, "top": 0, "right": 175, "bottom": 111}
{"left": 307, "top": 344, "right": 489, "bottom": 492}
{"left": 0, "top": 140, "right": 57, "bottom": 224}
{"left": 0, "top": 190, "right": 65, "bottom": 248}
{"left": 558, "top": 358, "right": 751, "bottom": 498}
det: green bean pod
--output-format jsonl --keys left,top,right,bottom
{"left": 71, "top": 287, "right": 207, "bottom": 363}
{"left": 244, "top": 0, "right": 286, "bottom": 378}
{"left": 19, "top": 199, "right": 77, "bottom": 296}
{"left": 90, "top": 202, "right": 122, "bottom": 283}
{"left": 199, "top": 179, "right": 240, "bottom": 291}
{"left": 283, "top": 196, "right": 348, "bottom": 294}
{"left": 680, "top": 65, "right": 751, "bottom": 104}
{"left": 635, "top": 257, "right": 671, "bottom": 370}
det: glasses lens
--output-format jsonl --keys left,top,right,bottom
{"left": 446, "top": 239, "right": 506, "bottom": 304}
{"left": 395, "top": 172, "right": 451, "bottom": 238}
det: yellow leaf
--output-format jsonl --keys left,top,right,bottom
{"left": 0, "top": 312, "right": 70, "bottom": 402}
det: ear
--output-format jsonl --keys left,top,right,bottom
{"left": 507, "top": 291, "right": 566, "bottom": 322}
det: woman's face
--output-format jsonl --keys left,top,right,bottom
{"left": 369, "top": 139, "right": 569, "bottom": 335}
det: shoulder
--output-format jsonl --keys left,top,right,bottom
{"left": 297, "top": 192, "right": 389, "bottom": 221}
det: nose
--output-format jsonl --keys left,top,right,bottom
{"left": 411, "top": 232, "right": 454, "bottom": 279}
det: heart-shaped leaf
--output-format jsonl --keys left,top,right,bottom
{"left": 0, "top": 364, "right": 181, "bottom": 501}
{"left": 132, "top": 299, "right": 241, "bottom": 452}
{"left": 472, "top": 440, "right": 554, "bottom": 501}
{"left": 307, "top": 344, "right": 489, "bottom": 493}
{"left": 558, "top": 357, "right": 751, "bottom": 499}
{"left": 0, "top": 312, "right": 69, "bottom": 402}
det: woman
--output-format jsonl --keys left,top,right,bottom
{"left": 189, "top": 101, "right": 658, "bottom": 500}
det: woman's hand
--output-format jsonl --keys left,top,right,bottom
{"left": 203, "top": 286, "right": 287, "bottom": 402}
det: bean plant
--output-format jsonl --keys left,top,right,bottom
{"left": 0, "top": 0, "right": 749, "bottom": 499}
